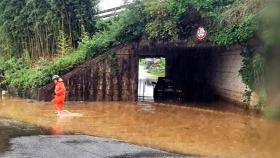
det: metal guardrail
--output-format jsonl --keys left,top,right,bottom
{"left": 96, "top": 3, "right": 134, "bottom": 19}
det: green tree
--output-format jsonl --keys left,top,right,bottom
{"left": 80, "top": 24, "right": 90, "bottom": 44}
{"left": 0, "top": 0, "right": 98, "bottom": 60}
{"left": 57, "top": 30, "right": 71, "bottom": 57}
{"left": 22, "top": 49, "right": 31, "bottom": 68}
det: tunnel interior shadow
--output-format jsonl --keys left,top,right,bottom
{"left": 168, "top": 47, "right": 219, "bottom": 103}
{"left": 138, "top": 46, "right": 220, "bottom": 104}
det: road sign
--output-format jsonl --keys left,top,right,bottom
{"left": 196, "top": 27, "right": 207, "bottom": 41}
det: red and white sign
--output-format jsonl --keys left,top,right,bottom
{"left": 196, "top": 27, "right": 207, "bottom": 41}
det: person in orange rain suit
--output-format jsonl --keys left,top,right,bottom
{"left": 52, "top": 75, "right": 66, "bottom": 115}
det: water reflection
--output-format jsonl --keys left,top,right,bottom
{"left": 138, "top": 102, "right": 156, "bottom": 113}
{"left": 51, "top": 117, "right": 65, "bottom": 135}
{"left": 0, "top": 97, "right": 280, "bottom": 158}
{"left": 138, "top": 78, "right": 156, "bottom": 101}
{"left": 138, "top": 65, "right": 157, "bottom": 101}
{"left": 50, "top": 111, "right": 83, "bottom": 135}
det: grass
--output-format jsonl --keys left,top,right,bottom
{"left": 218, "top": 0, "right": 268, "bottom": 27}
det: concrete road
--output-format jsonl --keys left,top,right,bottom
{"left": 2, "top": 135, "right": 197, "bottom": 158}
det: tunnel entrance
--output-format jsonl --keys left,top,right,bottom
{"left": 37, "top": 42, "right": 243, "bottom": 104}
{"left": 136, "top": 45, "right": 219, "bottom": 103}
{"left": 138, "top": 57, "right": 166, "bottom": 102}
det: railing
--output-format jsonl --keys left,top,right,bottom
{"left": 95, "top": 3, "right": 134, "bottom": 19}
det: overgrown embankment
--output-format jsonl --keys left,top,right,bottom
{"left": 0, "top": 3, "right": 145, "bottom": 96}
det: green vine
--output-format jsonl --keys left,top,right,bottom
{"left": 239, "top": 44, "right": 267, "bottom": 109}
{"left": 243, "top": 86, "right": 252, "bottom": 109}
{"left": 212, "top": 15, "right": 257, "bottom": 46}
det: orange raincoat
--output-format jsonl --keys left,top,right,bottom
{"left": 52, "top": 80, "right": 66, "bottom": 111}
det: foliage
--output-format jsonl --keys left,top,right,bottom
{"left": 145, "top": 18, "right": 178, "bottom": 41}
{"left": 140, "top": 58, "right": 166, "bottom": 77}
{"left": 239, "top": 45, "right": 266, "bottom": 108}
{"left": 212, "top": 15, "right": 257, "bottom": 46}
{"left": 80, "top": 25, "right": 90, "bottom": 44}
{"left": 149, "top": 68, "right": 165, "bottom": 78}
{"left": 209, "top": 0, "right": 265, "bottom": 47}
{"left": 142, "top": 0, "right": 211, "bottom": 40}
{"left": 239, "top": 47, "right": 254, "bottom": 89}
{"left": 0, "top": 0, "right": 98, "bottom": 59}
{"left": 57, "top": 30, "right": 71, "bottom": 57}
{"left": 242, "top": 86, "right": 252, "bottom": 109}
{"left": 142, "top": 0, "right": 247, "bottom": 41}
{"left": 1, "top": 3, "right": 145, "bottom": 92}
{"left": 189, "top": 0, "right": 215, "bottom": 14}
{"left": 218, "top": 0, "right": 267, "bottom": 27}
{"left": 22, "top": 49, "right": 31, "bottom": 68}
{"left": 95, "top": 19, "right": 111, "bottom": 33}
{"left": 143, "top": 0, "right": 189, "bottom": 40}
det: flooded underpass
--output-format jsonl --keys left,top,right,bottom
{"left": 0, "top": 96, "right": 280, "bottom": 158}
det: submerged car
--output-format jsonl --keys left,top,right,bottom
{"left": 153, "top": 77, "right": 183, "bottom": 101}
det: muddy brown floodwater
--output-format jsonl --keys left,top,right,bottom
{"left": 0, "top": 96, "right": 280, "bottom": 158}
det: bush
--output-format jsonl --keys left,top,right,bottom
{"left": 213, "top": 15, "right": 257, "bottom": 46}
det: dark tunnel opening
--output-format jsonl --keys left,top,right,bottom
{"left": 167, "top": 48, "right": 218, "bottom": 103}
{"left": 137, "top": 46, "right": 220, "bottom": 103}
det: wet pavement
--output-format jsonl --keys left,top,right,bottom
{"left": 0, "top": 96, "right": 280, "bottom": 158}
{"left": 0, "top": 117, "right": 192, "bottom": 158}
{"left": 2, "top": 135, "right": 193, "bottom": 158}
{"left": 0, "top": 118, "right": 48, "bottom": 155}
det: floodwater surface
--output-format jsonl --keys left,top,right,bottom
{"left": 0, "top": 96, "right": 280, "bottom": 158}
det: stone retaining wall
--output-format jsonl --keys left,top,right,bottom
{"left": 208, "top": 45, "right": 246, "bottom": 104}
{"left": 37, "top": 43, "right": 138, "bottom": 101}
